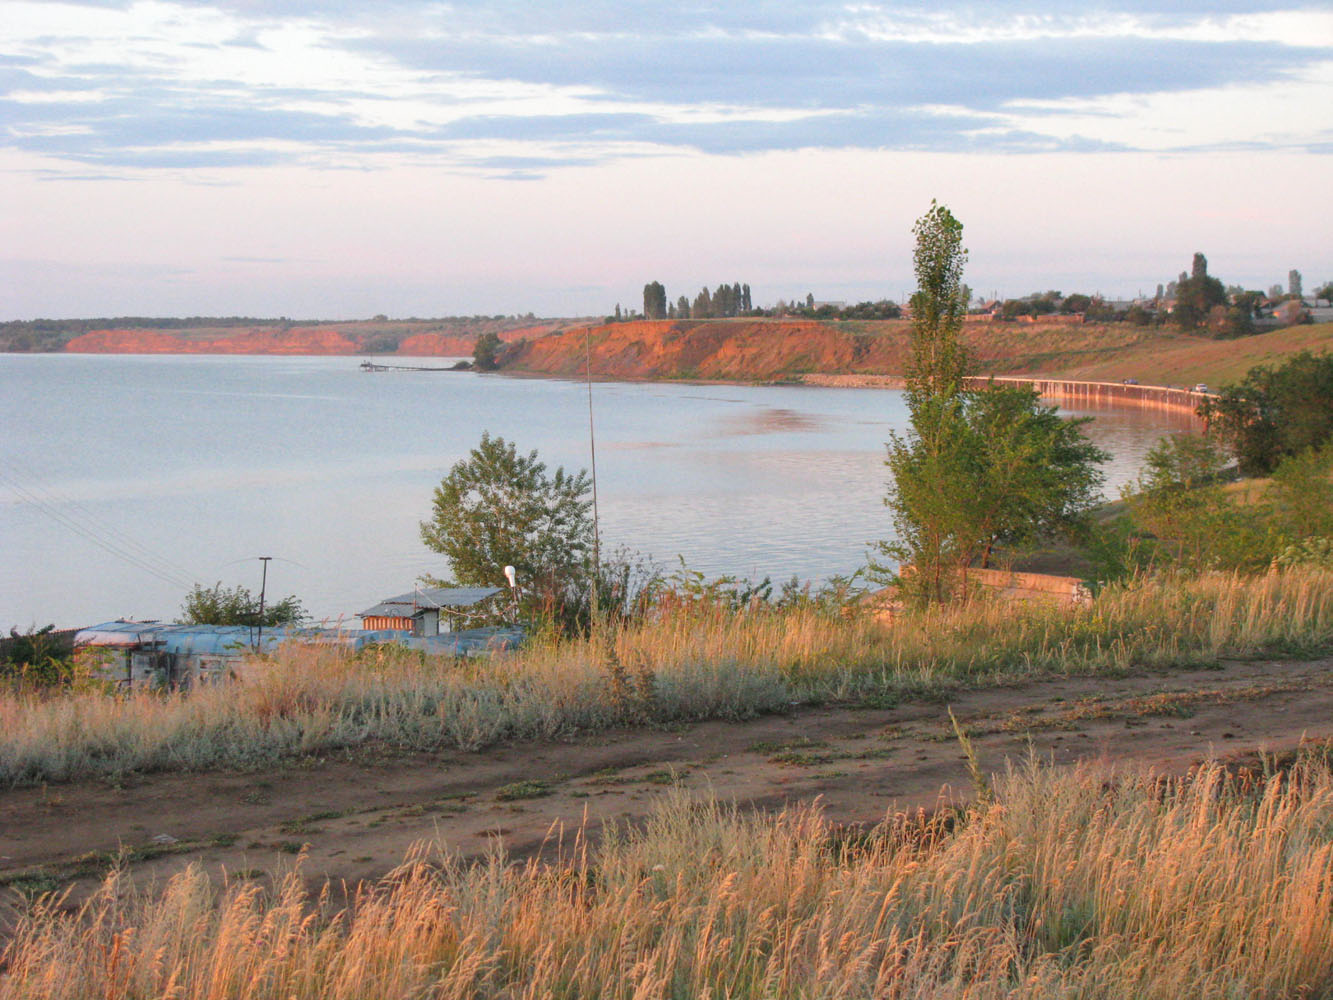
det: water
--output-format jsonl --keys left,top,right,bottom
{"left": 0, "top": 354, "right": 1196, "bottom": 629}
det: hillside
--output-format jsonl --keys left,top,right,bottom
{"left": 502, "top": 318, "right": 1333, "bottom": 387}
{"left": 2, "top": 317, "right": 574, "bottom": 355}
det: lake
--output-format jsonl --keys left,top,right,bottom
{"left": 0, "top": 353, "right": 1197, "bottom": 629}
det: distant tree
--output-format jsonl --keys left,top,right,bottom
{"left": 805, "top": 292, "right": 815, "bottom": 309}
{"left": 179, "top": 583, "right": 304, "bottom": 627}
{"left": 420, "top": 433, "right": 594, "bottom": 608}
{"left": 1315, "top": 282, "right": 1333, "bottom": 306}
{"left": 1232, "top": 290, "right": 1263, "bottom": 318}
{"left": 1289, "top": 269, "right": 1303, "bottom": 299}
{"left": 642, "top": 281, "right": 667, "bottom": 320}
{"left": 1062, "top": 293, "right": 1092, "bottom": 314}
{"left": 1125, "top": 304, "right": 1153, "bottom": 326}
{"left": 1173, "top": 253, "right": 1226, "bottom": 330}
{"left": 676, "top": 295, "right": 691, "bottom": 319}
{"left": 741, "top": 283, "right": 752, "bottom": 313}
{"left": 693, "top": 287, "right": 712, "bottom": 318}
{"left": 614, "top": 303, "right": 622, "bottom": 321}
{"left": 1268, "top": 284, "right": 1284, "bottom": 300}
{"left": 472, "top": 331, "right": 502, "bottom": 371}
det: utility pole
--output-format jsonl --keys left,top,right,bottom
{"left": 585, "top": 329, "right": 601, "bottom": 627}
{"left": 255, "top": 555, "right": 272, "bottom": 651}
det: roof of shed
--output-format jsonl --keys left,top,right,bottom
{"left": 358, "top": 586, "right": 502, "bottom": 618}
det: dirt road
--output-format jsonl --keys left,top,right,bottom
{"left": 2, "top": 655, "right": 1329, "bottom": 904}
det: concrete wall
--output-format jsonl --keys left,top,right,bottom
{"left": 961, "top": 567, "right": 1091, "bottom": 607}
{"left": 966, "top": 376, "right": 1209, "bottom": 417}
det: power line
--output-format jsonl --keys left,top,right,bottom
{"left": 0, "top": 454, "right": 200, "bottom": 585}
{"left": 0, "top": 467, "right": 196, "bottom": 591}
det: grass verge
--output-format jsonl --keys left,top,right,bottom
{"left": 4, "top": 753, "right": 1333, "bottom": 997}
{"left": 1, "top": 566, "right": 1330, "bottom": 787}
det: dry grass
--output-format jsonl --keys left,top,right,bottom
{"left": 5, "top": 755, "right": 1333, "bottom": 998}
{"left": 1, "top": 566, "right": 1331, "bottom": 787}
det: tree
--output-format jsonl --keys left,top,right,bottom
{"left": 676, "top": 295, "right": 691, "bottom": 319}
{"left": 1289, "top": 269, "right": 1303, "bottom": 299}
{"left": 1314, "top": 282, "right": 1333, "bottom": 306}
{"left": 420, "top": 433, "right": 594, "bottom": 609}
{"left": 472, "top": 331, "right": 502, "bottom": 371}
{"left": 1062, "top": 293, "right": 1093, "bottom": 314}
{"left": 642, "top": 281, "right": 667, "bottom": 320}
{"left": 179, "top": 582, "right": 304, "bottom": 627}
{"left": 1199, "top": 351, "right": 1333, "bottom": 475}
{"left": 1122, "top": 435, "right": 1244, "bottom": 571}
{"left": 877, "top": 203, "right": 1105, "bottom": 601}
{"left": 904, "top": 201, "right": 968, "bottom": 403}
{"left": 1173, "top": 253, "right": 1226, "bottom": 330}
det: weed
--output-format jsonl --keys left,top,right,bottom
{"left": 495, "top": 780, "right": 551, "bottom": 802}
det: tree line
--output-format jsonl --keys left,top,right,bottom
{"left": 634, "top": 281, "right": 754, "bottom": 321}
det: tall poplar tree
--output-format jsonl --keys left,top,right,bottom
{"left": 876, "top": 202, "right": 1105, "bottom": 602}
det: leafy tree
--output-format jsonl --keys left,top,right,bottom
{"left": 904, "top": 201, "right": 969, "bottom": 402}
{"left": 1062, "top": 293, "right": 1092, "bottom": 314}
{"left": 420, "top": 432, "right": 594, "bottom": 614}
{"left": 1121, "top": 435, "right": 1260, "bottom": 571}
{"left": 1314, "top": 281, "right": 1333, "bottom": 306}
{"left": 1198, "top": 351, "right": 1333, "bottom": 475}
{"left": 1173, "top": 253, "right": 1226, "bottom": 330}
{"left": 877, "top": 203, "right": 1105, "bottom": 602}
{"left": 1269, "top": 442, "right": 1333, "bottom": 538}
{"left": 692, "top": 287, "right": 711, "bottom": 318}
{"left": 472, "top": 331, "right": 502, "bottom": 371}
{"left": 676, "top": 295, "right": 691, "bottom": 319}
{"left": 642, "top": 281, "right": 667, "bottom": 320}
{"left": 1289, "top": 269, "right": 1303, "bottom": 299}
{"left": 179, "top": 583, "right": 304, "bottom": 626}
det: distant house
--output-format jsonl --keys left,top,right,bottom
{"left": 74, "top": 616, "right": 523, "bottom": 689}
{"left": 357, "top": 586, "right": 504, "bottom": 635}
{"left": 72, "top": 621, "right": 396, "bottom": 688}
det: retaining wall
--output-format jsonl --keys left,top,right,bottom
{"left": 972, "top": 377, "right": 1209, "bottom": 417}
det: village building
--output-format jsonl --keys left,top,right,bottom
{"left": 357, "top": 586, "right": 505, "bottom": 634}
{"left": 74, "top": 613, "right": 522, "bottom": 689}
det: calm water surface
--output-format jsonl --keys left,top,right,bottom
{"left": 0, "top": 354, "right": 1196, "bottom": 629}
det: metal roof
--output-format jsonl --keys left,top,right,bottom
{"left": 73, "top": 620, "right": 524, "bottom": 657}
{"left": 73, "top": 621, "right": 413, "bottom": 655}
{"left": 357, "top": 586, "right": 503, "bottom": 619}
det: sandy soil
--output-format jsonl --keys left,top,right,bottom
{"left": 2, "top": 656, "right": 1330, "bottom": 909}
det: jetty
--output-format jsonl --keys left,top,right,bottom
{"left": 359, "top": 360, "right": 469, "bottom": 373}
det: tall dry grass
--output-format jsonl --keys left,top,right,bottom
{"left": 5, "top": 756, "right": 1333, "bottom": 998}
{"left": 2, "top": 566, "right": 1331, "bottom": 787}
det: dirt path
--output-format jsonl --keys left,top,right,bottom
{"left": 2, "top": 656, "right": 1330, "bottom": 905}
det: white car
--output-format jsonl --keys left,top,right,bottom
{"left": 1192, "top": 383, "right": 1209, "bottom": 393}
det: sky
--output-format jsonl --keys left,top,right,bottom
{"left": 2, "top": 1, "right": 1330, "bottom": 318}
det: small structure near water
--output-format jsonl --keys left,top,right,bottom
{"left": 74, "top": 618, "right": 523, "bottom": 689}
{"left": 358, "top": 586, "right": 505, "bottom": 635}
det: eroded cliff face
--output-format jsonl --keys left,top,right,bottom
{"left": 65, "top": 327, "right": 365, "bottom": 354}
{"left": 61, "top": 322, "right": 558, "bottom": 356}
{"left": 504, "top": 319, "right": 913, "bottom": 380}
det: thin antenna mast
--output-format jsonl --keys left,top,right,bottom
{"left": 585, "top": 328, "right": 601, "bottom": 624}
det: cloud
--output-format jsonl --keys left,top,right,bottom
{"left": 1, "top": 1, "right": 1329, "bottom": 175}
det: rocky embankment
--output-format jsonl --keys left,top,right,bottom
{"left": 503, "top": 319, "right": 913, "bottom": 381}
{"left": 59, "top": 322, "right": 556, "bottom": 356}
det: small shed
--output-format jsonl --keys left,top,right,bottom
{"left": 72, "top": 621, "right": 409, "bottom": 688}
{"left": 358, "top": 586, "right": 504, "bottom": 635}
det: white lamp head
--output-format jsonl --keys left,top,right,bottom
{"left": 503, "top": 565, "right": 517, "bottom": 588}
